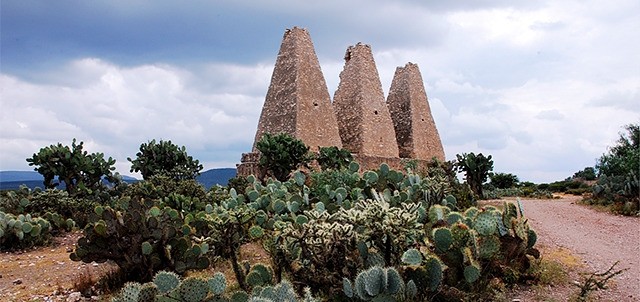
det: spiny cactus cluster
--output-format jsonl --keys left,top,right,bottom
{"left": 0, "top": 211, "right": 51, "bottom": 249}
{"left": 63, "top": 161, "right": 542, "bottom": 300}
{"left": 401, "top": 248, "right": 443, "bottom": 294}
{"left": 343, "top": 266, "right": 416, "bottom": 301}
{"left": 43, "top": 211, "right": 76, "bottom": 232}
{"left": 245, "top": 263, "right": 274, "bottom": 288}
{"left": 111, "top": 270, "right": 318, "bottom": 302}
{"left": 70, "top": 197, "right": 210, "bottom": 281}
{"left": 428, "top": 199, "right": 539, "bottom": 287}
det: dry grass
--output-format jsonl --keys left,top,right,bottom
{"left": 508, "top": 244, "right": 586, "bottom": 302}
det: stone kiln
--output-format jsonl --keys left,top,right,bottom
{"left": 237, "top": 27, "right": 445, "bottom": 176}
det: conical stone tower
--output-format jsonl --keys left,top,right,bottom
{"left": 238, "top": 27, "right": 342, "bottom": 177}
{"left": 387, "top": 63, "right": 445, "bottom": 161}
{"left": 252, "top": 27, "right": 342, "bottom": 152}
{"left": 333, "top": 43, "right": 399, "bottom": 158}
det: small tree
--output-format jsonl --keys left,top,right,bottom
{"left": 593, "top": 124, "right": 639, "bottom": 210}
{"left": 128, "top": 140, "right": 203, "bottom": 180}
{"left": 26, "top": 139, "right": 118, "bottom": 194}
{"left": 489, "top": 172, "right": 520, "bottom": 189}
{"left": 454, "top": 152, "right": 494, "bottom": 198}
{"left": 256, "top": 133, "right": 311, "bottom": 181}
{"left": 316, "top": 146, "right": 353, "bottom": 171}
{"left": 573, "top": 167, "right": 596, "bottom": 181}
{"left": 596, "top": 124, "right": 639, "bottom": 178}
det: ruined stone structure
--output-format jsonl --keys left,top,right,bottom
{"left": 237, "top": 27, "right": 445, "bottom": 176}
{"left": 252, "top": 27, "right": 342, "bottom": 152}
{"left": 333, "top": 43, "right": 400, "bottom": 158}
{"left": 387, "top": 63, "right": 445, "bottom": 161}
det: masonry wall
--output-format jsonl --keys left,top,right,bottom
{"left": 387, "top": 63, "right": 445, "bottom": 161}
{"left": 252, "top": 27, "right": 342, "bottom": 152}
{"left": 332, "top": 43, "right": 399, "bottom": 158}
{"left": 238, "top": 28, "right": 446, "bottom": 178}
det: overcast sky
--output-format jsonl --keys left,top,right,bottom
{"left": 1, "top": 0, "right": 638, "bottom": 183}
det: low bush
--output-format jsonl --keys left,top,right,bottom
{"left": 0, "top": 211, "right": 52, "bottom": 249}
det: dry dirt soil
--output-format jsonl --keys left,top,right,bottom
{"left": 500, "top": 195, "right": 640, "bottom": 302}
{"left": 1, "top": 195, "right": 638, "bottom": 301}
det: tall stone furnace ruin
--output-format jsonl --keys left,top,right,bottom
{"left": 237, "top": 27, "right": 444, "bottom": 176}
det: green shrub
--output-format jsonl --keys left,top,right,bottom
{"left": 128, "top": 139, "right": 203, "bottom": 181}
{"left": 0, "top": 211, "right": 52, "bottom": 249}
{"left": 70, "top": 198, "right": 210, "bottom": 282}
{"left": 26, "top": 138, "right": 119, "bottom": 195}
{"left": 0, "top": 187, "right": 95, "bottom": 228}
{"left": 256, "top": 133, "right": 312, "bottom": 181}
{"left": 122, "top": 175, "right": 208, "bottom": 206}
{"left": 316, "top": 146, "right": 353, "bottom": 171}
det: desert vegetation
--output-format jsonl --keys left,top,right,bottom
{"left": 1, "top": 124, "right": 637, "bottom": 301}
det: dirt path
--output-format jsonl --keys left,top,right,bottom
{"left": 516, "top": 196, "right": 640, "bottom": 301}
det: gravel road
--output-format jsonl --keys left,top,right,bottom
{"left": 519, "top": 196, "right": 640, "bottom": 302}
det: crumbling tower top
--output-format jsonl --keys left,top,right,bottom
{"left": 332, "top": 43, "right": 399, "bottom": 158}
{"left": 387, "top": 63, "right": 445, "bottom": 161}
{"left": 252, "top": 27, "right": 342, "bottom": 152}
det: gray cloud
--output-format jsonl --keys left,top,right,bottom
{"left": 1, "top": 0, "right": 639, "bottom": 183}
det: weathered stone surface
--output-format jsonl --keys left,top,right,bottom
{"left": 387, "top": 63, "right": 445, "bottom": 161}
{"left": 251, "top": 27, "right": 342, "bottom": 152}
{"left": 238, "top": 28, "right": 447, "bottom": 178}
{"left": 333, "top": 43, "right": 399, "bottom": 158}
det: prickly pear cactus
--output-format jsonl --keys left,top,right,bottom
{"left": 245, "top": 263, "right": 274, "bottom": 288}
{"left": 69, "top": 198, "right": 211, "bottom": 282}
{"left": 178, "top": 277, "right": 209, "bottom": 302}
{"left": 153, "top": 271, "right": 180, "bottom": 294}
{"left": 345, "top": 266, "right": 405, "bottom": 301}
{"left": 0, "top": 211, "right": 52, "bottom": 249}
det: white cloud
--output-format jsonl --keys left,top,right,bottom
{"left": 0, "top": 59, "right": 270, "bottom": 176}
{"left": 1, "top": 0, "right": 639, "bottom": 184}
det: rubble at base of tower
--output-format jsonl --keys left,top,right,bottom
{"left": 237, "top": 27, "right": 445, "bottom": 178}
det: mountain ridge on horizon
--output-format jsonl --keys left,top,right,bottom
{"left": 0, "top": 168, "right": 236, "bottom": 190}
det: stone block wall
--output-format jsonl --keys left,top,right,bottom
{"left": 333, "top": 43, "right": 400, "bottom": 158}
{"left": 252, "top": 27, "right": 342, "bottom": 152}
{"left": 387, "top": 63, "right": 445, "bottom": 161}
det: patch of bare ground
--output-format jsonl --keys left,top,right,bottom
{"left": 491, "top": 196, "right": 640, "bottom": 302}
{"left": 0, "top": 230, "right": 272, "bottom": 302}
{"left": 0, "top": 231, "right": 118, "bottom": 301}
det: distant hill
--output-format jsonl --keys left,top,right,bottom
{"left": 0, "top": 171, "right": 138, "bottom": 191}
{"left": 0, "top": 171, "right": 45, "bottom": 182}
{"left": 0, "top": 169, "right": 236, "bottom": 191}
{"left": 197, "top": 168, "right": 236, "bottom": 189}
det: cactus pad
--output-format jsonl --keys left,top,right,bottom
{"left": 138, "top": 283, "right": 158, "bottom": 302}
{"left": 477, "top": 235, "right": 501, "bottom": 259}
{"left": 464, "top": 265, "right": 481, "bottom": 283}
{"left": 208, "top": 272, "right": 227, "bottom": 295}
{"left": 450, "top": 222, "right": 471, "bottom": 247}
{"left": 401, "top": 248, "right": 423, "bottom": 266}
{"left": 527, "top": 229, "right": 537, "bottom": 249}
{"left": 178, "top": 277, "right": 209, "bottom": 302}
{"left": 432, "top": 227, "right": 453, "bottom": 252}
{"left": 153, "top": 271, "right": 180, "bottom": 294}
{"left": 474, "top": 211, "right": 497, "bottom": 236}
{"left": 446, "top": 212, "right": 463, "bottom": 225}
